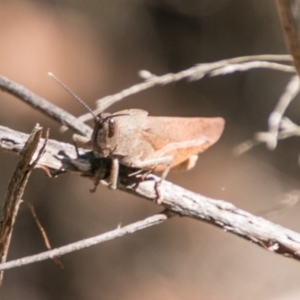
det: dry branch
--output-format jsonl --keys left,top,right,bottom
{"left": 235, "top": 75, "right": 300, "bottom": 154}
{"left": 1, "top": 125, "right": 300, "bottom": 266}
{"left": 0, "top": 75, "right": 92, "bottom": 137}
{"left": 0, "top": 124, "right": 46, "bottom": 283}
{"left": 76, "top": 55, "right": 294, "bottom": 123}
{"left": 0, "top": 213, "right": 169, "bottom": 271}
{"left": 277, "top": 0, "right": 300, "bottom": 76}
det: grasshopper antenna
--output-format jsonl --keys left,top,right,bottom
{"left": 48, "top": 72, "right": 98, "bottom": 121}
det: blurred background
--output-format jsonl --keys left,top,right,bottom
{"left": 1, "top": 0, "right": 300, "bottom": 299}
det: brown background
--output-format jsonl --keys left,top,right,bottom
{"left": 1, "top": 0, "right": 300, "bottom": 299}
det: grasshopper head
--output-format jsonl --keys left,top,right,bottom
{"left": 91, "top": 113, "right": 119, "bottom": 157}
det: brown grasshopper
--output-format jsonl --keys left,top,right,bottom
{"left": 80, "top": 109, "right": 225, "bottom": 189}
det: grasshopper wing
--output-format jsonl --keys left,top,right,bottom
{"left": 141, "top": 117, "right": 225, "bottom": 170}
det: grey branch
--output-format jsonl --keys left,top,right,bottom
{"left": 76, "top": 54, "right": 294, "bottom": 123}
{"left": 235, "top": 75, "right": 300, "bottom": 154}
{"left": 0, "top": 213, "right": 169, "bottom": 271}
{"left": 256, "top": 75, "right": 300, "bottom": 149}
{"left": 1, "top": 125, "right": 300, "bottom": 266}
{"left": 0, "top": 75, "right": 92, "bottom": 137}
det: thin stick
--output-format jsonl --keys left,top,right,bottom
{"left": 75, "top": 55, "right": 294, "bottom": 123}
{"left": 26, "top": 203, "right": 52, "bottom": 249}
{"left": 26, "top": 202, "right": 64, "bottom": 269}
{"left": 235, "top": 75, "right": 300, "bottom": 154}
{"left": 0, "top": 214, "right": 169, "bottom": 271}
{"left": 209, "top": 61, "right": 294, "bottom": 76}
{"left": 0, "top": 124, "right": 46, "bottom": 285}
{"left": 0, "top": 75, "right": 92, "bottom": 137}
{"left": 277, "top": 0, "right": 300, "bottom": 76}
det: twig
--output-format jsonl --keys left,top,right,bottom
{"left": 277, "top": 0, "right": 300, "bottom": 76}
{"left": 0, "top": 213, "right": 169, "bottom": 271}
{"left": 266, "top": 75, "right": 299, "bottom": 147}
{"left": 279, "top": 117, "right": 300, "bottom": 138}
{"left": 256, "top": 75, "right": 300, "bottom": 149}
{"left": 209, "top": 61, "right": 294, "bottom": 76}
{"left": 26, "top": 202, "right": 64, "bottom": 269}
{"left": 26, "top": 203, "right": 52, "bottom": 250}
{"left": 0, "top": 124, "right": 46, "bottom": 285}
{"left": 1, "top": 126, "right": 300, "bottom": 263}
{"left": 73, "top": 55, "right": 294, "bottom": 123}
{"left": 0, "top": 75, "right": 92, "bottom": 137}
{"left": 235, "top": 75, "right": 300, "bottom": 154}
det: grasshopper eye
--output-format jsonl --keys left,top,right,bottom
{"left": 108, "top": 119, "right": 116, "bottom": 138}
